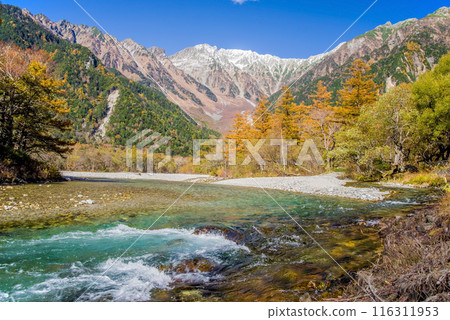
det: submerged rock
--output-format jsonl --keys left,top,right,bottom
{"left": 193, "top": 225, "right": 262, "bottom": 246}
{"left": 179, "top": 289, "right": 203, "bottom": 302}
{"left": 176, "top": 258, "right": 216, "bottom": 273}
{"left": 193, "top": 225, "right": 244, "bottom": 243}
{"left": 161, "top": 258, "right": 217, "bottom": 273}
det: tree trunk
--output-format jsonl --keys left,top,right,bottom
{"left": 393, "top": 144, "right": 406, "bottom": 172}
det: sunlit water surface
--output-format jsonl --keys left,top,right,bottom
{"left": 0, "top": 179, "right": 440, "bottom": 301}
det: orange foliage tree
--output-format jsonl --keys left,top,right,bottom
{"left": 338, "top": 59, "right": 379, "bottom": 121}
{"left": 226, "top": 111, "right": 252, "bottom": 153}
{"left": 274, "top": 87, "right": 301, "bottom": 140}
{"left": 252, "top": 96, "right": 272, "bottom": 138}
{"left": 303, "top": 81, "right": 340, "bottom": 167}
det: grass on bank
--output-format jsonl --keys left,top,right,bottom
{"left": 344, "top": 192, "right": 450, "bottom": 301}
{"left": 383, "top": 170, "right": 448, "bottom": 188}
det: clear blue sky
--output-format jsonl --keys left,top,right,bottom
{"left": 4, "top": 0, "right": 448, "bottom": 58}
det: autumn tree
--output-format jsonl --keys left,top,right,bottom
{"left": 226, "top": 111, "right": 252, "bottom": 153}
{"left": 362, "top": 83, "right": 418, "bottom": 172}
{"left": 0, "top": 45, "right": 73, "bottom": 181}
{"left": 338, "top": 59, "right": 379, "bottom": 121}
{"left": 411, "top": 53, "right": 450, "bottom": 162}
{"left": 274, "top": 87, "right": 301, "bottom": 140}
{"left": 303, "top": 81, "right": 340, "bottom": 168}
{"left": 252, "top": 96, "right": 272, "bottom": 138}
{"left": 332, "top": 82, "right": 427, "bottom": 179}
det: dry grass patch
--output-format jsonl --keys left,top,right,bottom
{"left": 344, "top": 193, "right": 450, "bottom": 301}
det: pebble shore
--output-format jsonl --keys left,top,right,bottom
{"left": 62, "top": 171, "right": 389, "bottom": 201}
{"left": 213, "top": 173, "right": 389, "bottom": 201}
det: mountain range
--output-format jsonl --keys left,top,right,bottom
{"left": 285, "top": 7, "right": 450, "bottom": 104}
{"left": 0, "top": 4, "right": 216, "bottom": 155}
{"left": 26, "top": 10, "right": 338, "bottom": 131}
{"left": 5, "top": 5, "right": 450, "bottom": 134}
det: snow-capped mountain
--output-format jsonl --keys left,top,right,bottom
{"left": 170, "top": 44, "right": 333, "bottom": 101}
{"left": 25, "top": 6, "right": 449, "bottom": 133}
{"left": 27, "top": 11, "right": 230, "bottom": 129}
{"left": 27, "top": 8, "right": 333, "bottom": 132}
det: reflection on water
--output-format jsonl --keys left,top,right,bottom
{"left": 0, "top": 179, "right": 441, "bottom": 301}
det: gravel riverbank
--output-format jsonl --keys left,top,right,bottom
{"left": 61, "top": 171, "right": 211, "bottom": 182}
{"left": 213, "top": 173, "right": 389, "bottom": 201}
{"left": 62, "top": 171, "right": 389, "bottom": 201}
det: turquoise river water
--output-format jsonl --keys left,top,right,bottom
{"left": 0, "top": 179, "right": 440, "bottom": 301}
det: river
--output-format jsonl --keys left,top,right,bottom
{"left": 0, "top": 179, "right": 440, "bottom": 301}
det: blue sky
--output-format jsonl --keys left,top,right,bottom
{"left": 4, "top": 0, "right": 448, "bottom": 58}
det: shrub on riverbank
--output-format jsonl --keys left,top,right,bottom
{"left": 0, "top": 148, "right": 61, "bottom": 183}
{"left": 330, "top": 53, "right": 449, "bottom": 182}
{"left": 0, "top": 44, "right": 72, "bottom": 183}
{"left": 396, "top": 172, "right": 447, "bottom": 188}
{"left": 345, "top": 193, "right": 450, "bottom": 301}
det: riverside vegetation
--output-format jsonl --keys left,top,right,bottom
{"left": 344, "top": 192, "right": 450, "bottom": 302}
{"left": 0, "top": 4, "right": 217, "bottom": 183}
{"left": 190, "top": 54, "right": 449, "bottom": 185}
{"left": 1, "top": 3, "right": 448, "bottom": 186}
{"left": 51, "top": 55, "right": 450, "bottom": 188}
{"left": 0, "top": 3, "right": 449, "bottom": 303}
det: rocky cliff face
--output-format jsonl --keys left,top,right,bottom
{"left": 25, "top": 10, "right": 332, "bottom": 132}
{"left": 282, "top": 7, "right": 450, "bottom": 103}
{"left": 170, "top": 44, "right": 332, "bottom": 101}
{"left": 25, "top": 7, "right": 449, "bottom": 132}
{"left": 27, "top": 11, "right": 238, "bottom": 131}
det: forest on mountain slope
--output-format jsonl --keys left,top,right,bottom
{"left": 224, "top": 54, "right": 449, "bottom": 183}
{"left": 0, "top": 4, "right": 217, "bottom": 182}
{"left": 1, "top": 3, "right": 448, "bottom": 182}
{"left": 270, "top": 8, "right": 450, "bottom": 106}
{"left": 0, "top": 5, "right": 216, "bottom": 150}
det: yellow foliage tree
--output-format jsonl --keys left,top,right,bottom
{"left": 226, "top": 111, "right": 252, "bottom": 153}
{"left": 303, "top": 81, "right": 340, "bottom": 167}
{"left": 0, "top": 56, "right": 72, "bottom": 157}
{"left": 274, "top": 87, "right": 301, "bottom": 140}
{"left": 338, "top": 59, "right": 379, "bottom": 121}
{"left": 252, "top": 96, "right": 273, "bottom": 138}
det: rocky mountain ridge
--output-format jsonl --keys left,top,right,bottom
{"left": 27, "top": 11, "right": 231, "bottom": 129}
{"left": 24, "top": 6, "right": 450, "bottom": 132}
{"left": 25, "top": 10, "right": 333, "bottom": 131}
{"left": 281, "top": 6, "right": 450, "bottom": 103}
{"left": 170, "top": 43, "right": 336, "bottom": 101}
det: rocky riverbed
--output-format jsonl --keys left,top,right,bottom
{"left": 0, "top": 176, "right": 440, "bottom": 301}
{"left": 214, "top": 173, "right": 390, "bottom": 201}
{"left": 61, "top": 172, "right": 390, "bottom": 201}
{"left": 0, "top": 180, "right": 184, "bottom": 231}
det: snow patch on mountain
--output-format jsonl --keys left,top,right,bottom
{"left": 170, "top": 43, "right": 343, "bottom": 99}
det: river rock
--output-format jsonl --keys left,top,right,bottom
{"left": 173, "top": 258, "right": 217, "bottom": 273}
{"left": 79, "top": 199, "right": 95, "bottom": 205}
{"left": 179, "top": 289, "right": 203, "bottom": 301}
{"left": 193, "top": 225, "right": 245, "bottom": 244}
